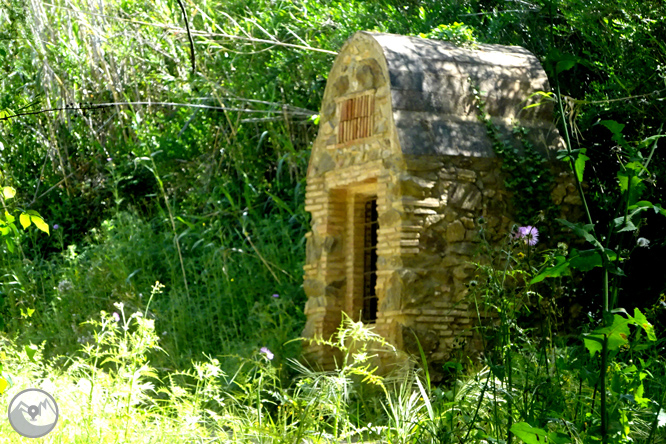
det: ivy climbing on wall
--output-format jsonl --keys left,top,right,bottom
{"left": 471, "top": 82, "right": 556, "bottom": 225}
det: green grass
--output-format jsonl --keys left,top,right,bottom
{"left": 1, "top": 0, "right": 665, "bottom": 442}
{"left": 0, "top": 206, "right": 307, "bottom": 374}
{"left": 0, "top": 307, "right": 413, "bottom": 443}
{"left": 1, "top": 298, "right": 664, "bottom": 443}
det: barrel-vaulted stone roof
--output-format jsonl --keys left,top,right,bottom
{"left": 337, "top": 32, "right": 560, "bottom": 158}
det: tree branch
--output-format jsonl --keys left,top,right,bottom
{"left": 174, "top": 0, "right": 196, "bottom": 74}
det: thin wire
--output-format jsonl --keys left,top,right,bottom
{"left": 193, "top": 96, "right": 314, "bottom": 114}
{"left": 0, "top": 101, "right": 316, "bottom": 122}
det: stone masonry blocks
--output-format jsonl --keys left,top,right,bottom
{"left": 301, "top": 31, "right": 579, "bottom": 380}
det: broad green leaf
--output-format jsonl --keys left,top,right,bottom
{"left": 4, "top": 211, "right": 14, "bottom": 223}
{"left": 556, "top": 149, "right": 570, "bottom": 162}
{"left": 511, "top": 422, "right": 556, "bottom": 444}
{"left": 613, "top": 200, "right": 666, "bottom": 233}
{"left": 548, "top": 432, "right": 572, "bottom": 444}
{"left": 628, "top": 201, "right": 666, "bottom": 217}
{"left": 634, "top": 382, "right": 649, "bottom": 408}
{"left": 632, "top": 308, "right": 656, "bottom": 341}
{"left": 617, "top": 162, "right": 646, "bottom": 206}
{"left": 1, "top": 186, "right": 15, "bottom": 199}
{"left": 556, "top": 60, "right": 576, "bottom": 74}
{"left": 530, "top": 248, "right": 619, "bottom": 284}
{"left": 583, "top": 334, "right": 605, "bottom": 356}
{"left": 628, "top": 200, "right": 654, "bottom": 209}
{"left": 569, "top": 248, "right": 619, "bottom": 272}
{"left": 19, "top": 213, "right": 31, "bottom": 229}
{"left": 568, "top": 249, "right": 604, "bottom": 272}
{"left": 556, "top": 219, "right": 601, "bottom": 248}
{"left": 613, "top": 215, "right": 636, "bottom": 233}
{"left": 25, "top": 343, "right": 38, "bottom": 363}
{"left": 20, "top": 307, "right": 35, "bottom": 318}
{"left": 600, "top": 120, "right": 625, "bottom": 138}
{"left": 0, "top": 376, "right": 8, "bottom": 394}
{"left": 640, "top": 134, "right": 666, "bottom": 147}
{"left": 549, "top": 50, "right": 580, "bottom": 75}
{"left": 599, "top": 119, "right": 629, "bottom": 146}
{"left": 530, "top": 255, "right": 571, "bottom": 284}
{"left": 5, "top": 237, "right": 14, "bottom": 253}
{"left": 574, "top": 149, "right": 589, "bottom": 182}
{"left": 30, "top": 215, "right": 49, "bottom": 234}
{"left": 623, "top": 161, "right": 647, "bottom": 177}
{"left": 583, "top": 314, "right": 631, "bottom": 356}
{"left": 613, "top": 203, "right": 659, "bottom": 232}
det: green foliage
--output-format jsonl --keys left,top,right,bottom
{"left": 464, "top": 222, "right": 666, "bottom": 444}
{"left": 531, "top": 116, "right": 666, "bottom": 318}
{"left": 511, "top": 422, "right": 570, "bottom": 444}
{"left": 583, "top": 311, "right": 638, "bottom": 357}
{"left": 0, "top": 182, "right": 48, "bottom": 394}
{"left": 418, "top": 22, "right": 478, "bottom": 47}
{"left": 0, "top": 305, "right": 208, "bottom": 441}
{"left": 472, "top": 83, "right": 556, "bottom": 224}
{"left": 0, "top": 0, "right": 665, "bottom": 441}
{"left": 0, "top": 0, "right": 662, "bottom": 370}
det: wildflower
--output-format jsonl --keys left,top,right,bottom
{"left": 636, "top": 237, "right": 650, "bottom": 248}
{"left": 516, "top": 226, "right": 539, "bottom": 246}
{"left": 260, "top": 347, "right": 274, "bottom": 360}
{"left": 53, "top": 224, "right": 59, "bottom": 230}
{"left": 57, "top": 280, "right": 73, "bottom": 293}
{"left": 272, "top": 293, "right": 279, "bottom": 298}
{"left": 112, "top": 312, "right": 120, "bottom": 322}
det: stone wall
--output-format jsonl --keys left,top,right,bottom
{"left": 302, "top": 32, "right": 401, "bottom": 368}
{"left": 301, "top": 31, "right": 582, "bottom": 374}
{"left": 375, "top": 155, "right": 582, "bottom": 377}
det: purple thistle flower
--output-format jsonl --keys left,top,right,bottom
{"left": 516, "top": 226, "right": 539, "bottom": 246}
{"left": 53, "top": 224, "right": 60, "bottom": 230}
{"left": 260, "top": 347, "right": 274, "bottom": 360}
{"left": 112, "top": 312, "right": 120, "bottom": 322}
{"left": 272, "top": 293, "right": 279, "bottom": 298}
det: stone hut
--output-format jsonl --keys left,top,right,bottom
{"left": 302, "top": 31, "right": 580, "bottom": 371}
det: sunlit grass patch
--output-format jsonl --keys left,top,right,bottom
{"left": 0, "top": 301, "right": 217, "bottom": 443}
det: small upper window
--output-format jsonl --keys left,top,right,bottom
{"left": 338, "top": 93, "right": 374, "bottom": 144}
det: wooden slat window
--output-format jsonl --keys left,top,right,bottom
{"left": 362, "top": 198, "right": 378, "bottom": 323}
{"left": 338, "top": 93, "right": 374, "bottom": 144}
